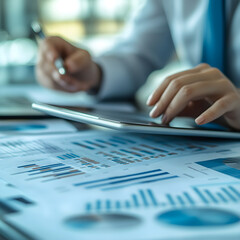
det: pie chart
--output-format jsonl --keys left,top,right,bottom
{"left": 64, "top": 213, "right": 142, "bottom": 230}
{"left": 156, "top": 208, "right": 240, "bottom": 227}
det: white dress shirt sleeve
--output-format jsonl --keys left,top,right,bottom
{"left": 95, "top": 0, "right": 175, "bottom": 100}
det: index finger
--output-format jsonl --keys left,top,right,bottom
{"left": 147, "top": 64, "right": 210, "bottom": 106}
{"left": 40, "top": 37, "right": 77, "bottom": 62}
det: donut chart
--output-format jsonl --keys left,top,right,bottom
{"left": 156, "top": 208, "right": 240, "bottom": 227}
{"left": 65, "top": 213, "right": 142, "bottom": 230}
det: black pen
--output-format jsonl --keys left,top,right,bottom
{"left": 31, "top": 21, "right": 67, "bottom": 75}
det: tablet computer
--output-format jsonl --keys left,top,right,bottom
{"left": 32, "top": 103, "right": 240, "bottom": 139}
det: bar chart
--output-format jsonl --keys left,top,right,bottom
{"left": 69, "top": 133, "right": 218, "bottom": 167}
{"left": 0, "top": 131, "right": 225, "bottom": 169}
{"left": 84, "top": 182, "right": 240, "bottom": 212}
{"left": 85, "top": 189, "right": 159, "bottom": 212}
{"left": 12, "top": 163, "right": 85, "bottom": 182}
{"left": 193, "top": 183, "right": 240, "bottom": 204}
{"left": 74, "top": 169, "right": 179, "bottom": 191}
{"left": 71, "top": 137, "right": 176, "bottom": 166}
{"left": 0, "top": 130, "right": 233, "bottom": 187}
{"left": 0, "top": 140, "right": 63, "bottom": 159}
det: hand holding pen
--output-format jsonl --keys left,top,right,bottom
{"left": 32, "top": 22, "right": 66, "bottom": 76}
{"left": 32, "top": 21, "right": 102, "bottom": 93}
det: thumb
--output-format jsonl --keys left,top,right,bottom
{"left": 65, "top": 50, "right": 91, "bottom": 74}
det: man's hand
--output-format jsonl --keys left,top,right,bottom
{"left": 147, "top": 63, "right": 240, "bottom": 130}
{"left": 36, "top": 36, "right": 102, "bottom": 93}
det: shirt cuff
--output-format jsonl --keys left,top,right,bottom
{"left": 94, "top": 56, "right": 136, "bottom": 101}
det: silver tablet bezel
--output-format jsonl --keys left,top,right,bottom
{"left": 32, "top": 103, "right": 240, "bottom": 139}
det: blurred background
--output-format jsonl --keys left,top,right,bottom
{"left": 0, "top": 0, "right": 142, "bottom": 85}
{"left": 0, "top": 0, "right": 187, "bottom": 107}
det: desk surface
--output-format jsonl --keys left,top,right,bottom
{"left": 0, "top": 117, "right": 240, "bottom": 240}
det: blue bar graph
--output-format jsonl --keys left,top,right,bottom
{"left": 193, "top": 183, "right": 240, "bottom": 204}
{"left": 96, "top": 200, "right": 101, "bottom": 211}
{"left": 221, "top": 188, "right": 237, "bottom": 202}
{"left": 193, "top": 187, "right": 209, "bottom": 204}
{"left": 139, "top": 190, "right": 149, "bottom": 207}
{"left": 217, "top": 193, "right": 227, "bottom": 203}
{"left": 125, "top": 201, "right": 131, "bottom": 208}
{"left": 74, "top": 169, "right": 178, "bottom": 190}
{"left": 147, "top": 189, "right": 158, "bottom": 207}
{"left": 166, "top": 194, "right": 175, "bottom": 206}
{"left": 86, "top": 203, "right": 92, "bottom": 212}
{"left": 84, "top": 183, "right": 240, "bottom": 212}
{"left": 116, "top": 201, "right": 121, "bottom": 209}
{"left": 132, "top": 194, "right": 139, "bottom": 208}
{"left": 204, "top": 190, "right": 218, "bottom": 204}
{"left": 106, "top": 200, "right": 111, "bottom": 210}
{"left": 229, "top": 186, "right": 240, "bottom": 199}
{"left": 85, "top": 189, "right": 159, "bottom": 212}
{"left": 183, "top": 192, "right": 195, "bottom": 205}
{"left": 177, "top": 196, "right": 185, "bottom": 206}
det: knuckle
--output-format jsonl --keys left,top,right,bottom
{"left": 81, "top": 50, "right": 91, "bottom": 60}
{"left": 180, "top": 86, "right": 193, "bottom": 98}
{"left": 217, "top": 78, "right": 232, "bottom": 90}
{"left": 170, "top": 79, "right": 182, "bottom": 90}
{"left": 210, "top": 67, "right": 221, "bottom": 77}
{"left": 164, "top": 76, "right": 174, "bottom": 85}
{"left": 198, "top": 63, "right": 210, "bottom": 69}
{"left": 217, "top": 99, "right": 229, "bottom": 109}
